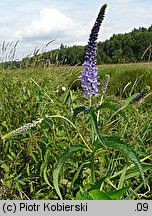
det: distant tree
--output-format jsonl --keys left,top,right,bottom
{"left": 148, "top": 25, "right": 152, "bottom": 32}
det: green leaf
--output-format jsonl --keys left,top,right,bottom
{"left": 107, "top": 186, "right": 130, "bottom": 199}
{"left": 43, "top": 166, "right": 52, "bottom": 187}
{"left": 89, "top": 190, "right": 111, "bottom": 200}
{"left": 96, "top": 135, "right": 145, "bottom": 185}
{"left": 53, "top": 145, "right": 84, "bottom": 200}
{"left": 90, "top": 109, "right": 107, "bottom": 149}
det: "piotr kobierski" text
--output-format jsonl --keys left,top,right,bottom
{"left": 19, "top": 202, "right": 88, "bottom": 212}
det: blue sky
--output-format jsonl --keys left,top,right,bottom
{"left": 0, "top": 0, "right": 152, "bottom": 60}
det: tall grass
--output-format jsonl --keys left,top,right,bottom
{"left": 0, "top": 41, "right": 19, "bottom": 62}
{"left": 0, "top": 62, "right": 151, "bottom": 200}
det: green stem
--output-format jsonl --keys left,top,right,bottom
{"left": 97, "top": 94, "right": 104, "bottom": 122}
{"left": 89, "top": 95, "right": 92, "bottom": 107}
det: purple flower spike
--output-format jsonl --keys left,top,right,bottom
{"left": 81, "top": 4, "right": 107, "bottom": 98}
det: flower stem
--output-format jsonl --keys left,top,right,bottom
{"left": 97, "top": 95, "right": 104, "bottom": 122}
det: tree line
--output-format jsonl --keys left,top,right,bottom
{"left": 1, "top": 25, "right": 152, "bottom": 69}
{"left": 41, "top": 25, "right": 152, "bottom": 65}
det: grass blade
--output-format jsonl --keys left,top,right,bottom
{"left": 117, "top": 166, "right": 127, "bottom": 189}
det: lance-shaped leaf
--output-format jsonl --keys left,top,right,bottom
{"left": 89, "top": 186, "right": 130, "bottom": 200}
{"left": 96, "top": 101, "right": 126, "bottom": 119}
{"left": 53, "top": 145, "right": 84, "bottom": 200}
{"left": 94, "top": 135, "right": 145, "bottom": 185}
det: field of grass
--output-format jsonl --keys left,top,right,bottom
{"left": 0, "top": 62, "right": 152, "bottom": 200}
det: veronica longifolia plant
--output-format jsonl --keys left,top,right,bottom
{"left": 77, "top": 3, "right": 145, "bottom": 189}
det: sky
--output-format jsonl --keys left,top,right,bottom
{"left": 0, "top": 0, "right": 152, "bottom": 60}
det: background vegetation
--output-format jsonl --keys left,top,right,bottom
{"left": 1, "top": 25, "right": 152, "bottom": 70}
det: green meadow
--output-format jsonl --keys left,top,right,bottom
{"left": 0, "top": 62, "right": 152, "bottom": 199}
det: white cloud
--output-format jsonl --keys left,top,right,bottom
{"left": 16, "top": 8, "right": 87, "bottom": 43}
